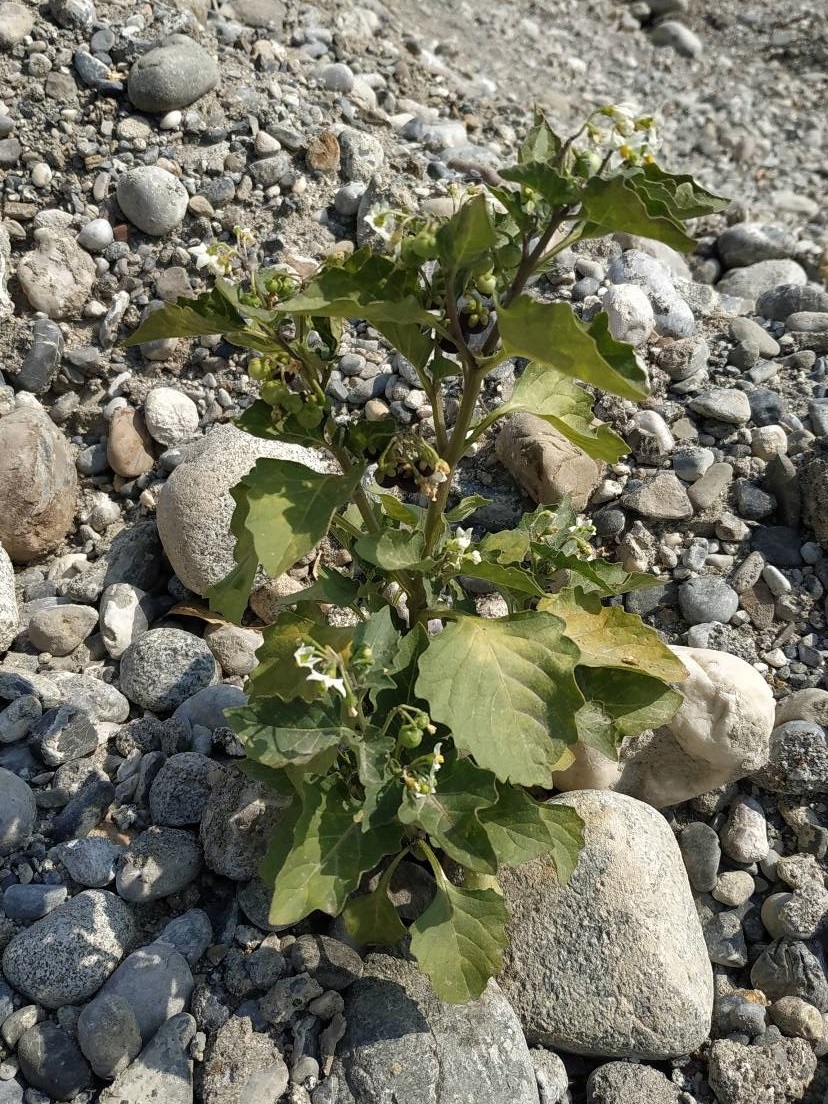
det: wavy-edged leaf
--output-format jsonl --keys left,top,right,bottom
{"left": 478, "top": 529, "right": 531, "bottom": 564}
{"left": 498, "top": 297, "right": 649, "bottom": 401}
{"left": 237, "top": 399, "right": 329, "bottom": 450}
{"left": 123, "top": 287, "right": 245, "bottom": 346}
{"left": 518, "top": 109, "right": 563, "bottom": 164}
{"left": 226, "top": 698, "right": 347, "bottom": 773}
{"left": 580, "top": 173, "right": 694, "bottom": 252}
{"left": 415, "top": 612, "right": 582, "bottom": 787}
{"left": 376, "top": 494, "right": 425, "bottom": 527}
{"left": 398, "top": 755, "right": 499, "bottom": 874}
{"left": 373, "top": 624, "right": 430, "bottom": 718}
{"left": 207, "top": 489, "right": 258, "bottom": 624}
{"left": 352, "top": 606, "right": 402, "bottom": 700}
{"left": 479, "top": 783, "right": 584, "bottom": 881}
{"left": 635, "top": 162, "right": 729, "bottom": 221}
{"left": 499, "top": 162, "right": 578, "bottom": 208}
{"left": 354, "top": 528, "right": 429, "bottom": 571}
{"left": 577, "top": 667, "right": 684, "bottom": 740}
{"left": 248, "top": 614, "right": 353, "bottom": 702}
{"left": 261, "top": 565, "right": 360, "bottom": 612}
{"left": 409, "top": 869, "right": 508, "bottom": 1003}
{"left": 446, "top": 495, "right": 491, "bottom": 523}
{"left": 343, "top": 880, "right": 407, "bottom": 946}
{"left": 435, "top": 193, "right": 497, "bottom": 272}
{"left": 267, "top": 774, "right": 402, "bottom": 925}
{"left": 460, "top": 558, "right": 545, "bottom": 598}
{"left": 535, "top": 550, "right": 659, "bottom": 596}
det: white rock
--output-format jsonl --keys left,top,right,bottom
{"left": 751, "top": 425, "right": 788, "bottom": 460}
{"left": 99, "top": 583, "right": 150, "bottom": 659}
{"left": 602, "top": 283, "right": 655, "bottom": 347}
{"left": 77, "top": 218, "right": 114, "bottom": 253}
{"left": 0, "top": 543, "right": 18, "bottom": 653}
{"left": 143, "top": 387, "right": 200, "bottom": 447}
{"left": 629, "top": 409, "right": 675, "bottom": 457}
{"left": 17, "top": 229, "right": 96, "bottom": 319}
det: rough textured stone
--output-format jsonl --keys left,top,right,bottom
{"left": 116, "top": 166, "right": 189, "bottom": 236}
{"left": 498, "top": 790, "right": 712, "bottom": 1058}
{"left": 17, "top": 229, "right": 96, "bottom": 319}
{"left": 0, "top": 765, "right": 36, "bottom": 855}
{"left": 0, "top": 403, "right": 77, "bottom": 563}
{"left": 495, "top": 412, "right": 602, "bottom": 513}
{"left": 201, "top": 1014, "right": 288, "bottom": 1104}
{"left": 97, "top": 1012, "right": 195, "bottom": 1104}
{"left": 156, "top": 425, "right": 329, "bottom": 595}
{"left": 200, "top": 764, "right": 292, "bottom": 881}
{"left": 119, "top": 628, "right": 218, "bottom": 713}
{"left": 0, "top": 543, "right": 18, "bottom": 652}
{"left": 586, "top": 1061, "right": 682, "bottom": 1103}
{"left": 116, "top": 825, "right": 202, "bottom": 902}
{"left": 332, "top": 953, "right": 540, "bottom": 1104}
{"left": 708, "top": 1037, "right": 816, "bottom": 1104}
{"left": 621, "top": 472, "right": 693, "bottom": 520}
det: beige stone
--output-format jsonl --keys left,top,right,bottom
{"left": 495, "top": 412, "right": 602, "bottom": 512}
{"left": 107, "top": 407, "right": 155, "bottom": 478}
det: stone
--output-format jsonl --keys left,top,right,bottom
{"left": 155, "top": 908, "right": 212, "bottom": 965}
{"left": 331, "top": 953, "right": 539, "bottom": 1104}
{"left": 157, "top": 425, "right": 329, "bottom": 595}
{"left": 97, "top": 1012, "right": 195, "bottom": 1104}
{"left": 586, "top": 1062, "right": 682, "bottom": 1103}
{"left": 756, "top": 284, "right": 828, "bottom": 321}
{"left": 150, "top": 752, "right": 215, "bottom": 826}
{"left": 201, "top": 1014, "right": 288, "bottom": 1104}
{"left": 119, "top": 628, "right": 218, "bottom": 713}
{"left": 116, "top": 166, "right": 189, "bottom": 236}
{"left": 127, "top": 39, "right": 219, "bottom": 113}
{"left": 77, "top": 992, "right": 142, "bottom": 1079}
{"left": 495, "top": 413, "right": 602, "bottom": 512}
{"left": 753, "top": 721, "right": 828, "bottom": 795}
{"left": 173, "top": 683, "right": 245, "bottom": 734}
{"left": 144, "top": 387, "right": 199, "bottom": 447}
{"left": 708, "top": 1038, "right": 816, "bottom": 1104}
{"left": 720, "top": 795, "right": 769, "bottom": 862}
{"left": 775, "top": 689, "right": 828, "bottom": 728}
{"left": 116, "top": 825, "right": 202, "bottom": 902}
{"left": 53, "top": 836, "right": 123, "bottom": 887}
{"left": 204, "top": 622, "right": 263, "bottom": 677}
{"left": 651, "top": 20, "right": 703, "bottom": 57}
{"left": 800, "top": 455, "right": 828, "bottom": 549}
{"left": 0, "top": 766, "right": 36, "bottom": 854}
{"left": 659, "top": 336, "right": 708, "bottom": 381}
{"left": 107, "top": 406, "right": 155, "bottom": 477}
{"left": 1, "top": 889, "right": 135, "bottom": 1008}
{"left": 290, "top": 935, "right": 363, "bottom": 991}
{"left": 678, "top": 576, "right": 739, "bottom": 625}
{"left": 17, "top": 317, "right": 64, "bottom": 394}
{"left": 0, "top": 544, "right": 17, "bottom": 652}
{"left": 2, "top": 883, "right": 67, "bottom": 920}
{"left": 0, "top": 694, "right": 41, "bottom": 744}
{"left": 769, "top": 996, "right": 824, "bottom": 1043}
{"left": 689, "top": 388, "right": 752, "bottom": 425}
{"left": 17, "top": 230, "right": 96, "bottom": 319}
{"left": 498, "top": 791, "right": 712, "bottom": 1058}
{"left": 200, "top": 764, "right": 292, "bottom": 881}
{"left": 751, "top": 939, "right": 828, "bottom": 1012}
{"left": 27, "top": 603, "right": 98, "bottom": 656}
{"left": 77, "top": 217, "right": 114, "bottom": 252}
{"left": 602, "top": 283, "right": 655, "bottom": 346}
{"left": 0, "top": 402, "right": 77, "bottom": 563}
{"left": 99, "top": 583, "right": 150, "bottom": 659}
{"left": 679, "top": 821, "right": 721, "bottom": 893}
{"left": 688, "top": 463, "right": 732, "bottom": 510}
{"left": 718, "top": 224, "right": 797, "bottom": 269}
{"left": 228, "top": 0, "right": 286, "bottom": 27}
{"left": 717, "top": 259, "right": 807, "bottom": 300}
{"left": 621, "top": 472, "right": 692, "bottom": 520}
{"left": 0, "top": 2, "right": 34, "bottom": 47}
{"left": 338, "top": 128, "right": 384, "bottom": 182}
{"left": 616, "top": 646, "right": 774, "bottom": 808}
{"left": 17, "top": 1021, "right": 92, "bottom": 1100}
{"left": 98, "top": 941, "right": 194, "bottom": 1043}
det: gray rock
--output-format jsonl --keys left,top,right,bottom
{"left": 204, "top": 623, "right": 263, "bottom": 677}
{"left": 156, "top": 908, "right": 212, "bottom": 965}
{"left": 730, "top": 317, "right": 781, "bottom": 357}
{"left": 77, "top": 217, "right": 114, "bottom": 252}
{"left": 128, "top": 39, "right": 219, "bottom": 113}
{"left": 77, "top": 992, "right": 142, "bottom": 1079}
{"left": 173, "top": 683, "right": 246, "bottom": 733}
{"left": 679, "top": 821, "right": 721, "bottom": 892}
{"left": 2, "top": 882, "right": 67, "bottom": 920}
{"left": 29, "top": 705, "right": 100, "bottom": 766}
{"left": 49, "top": 0, "right": 95, "bottom": 28}
{"left": 248, "top": 152, "right": 293, "bottom": 188}
{"left": 102, "top": 520, "right": 164, "bottom": 592}
{"left": 718, "top": 224, "right": 797, "bottom": 269}
{"left": 53, "top": 836, "right": 123, "bottom": 887}
{"left": 331, "top": 953, "right": 539, "bottom": 1104}
{"left": 156, "top": 425, "right": 329, "bottom": 596}
{"left": 530, "top": 1048, "right": 570, "bottom": 1104}
{"left": 498, "top": 790, "right": 712, "bottom": 1058}
{"left": 117, "top": 166, "right": 189, "bottom": 236}
{"left": 290, "top": 935, "right": 363, "bottom": 991}
{"left": 751, "top": 939, "right": 828, "bottom": 1011}
{"left": 679, "top": 577, "right": 739, "bottom": 625}
{"left": 621, "top": 472, "right": 692, "bottom": 520}
{"left": 16, "top": 317, "right": 64, "bottom": 394}
{"left": 586, "top": 1061, "right": 682, "bottom": 1103}
{"left": 201, "top": 1014, "right": 289, "bottom": 1104}
{"left": 99, "top": 582, "right": 150, "bottom": 659}
{"left": 119, "top": 628, "right": 218, "bottom": 713}
{"left": 99, "top": 941, "right": 194, "bottom": 1042}
{"left": 720, "top": 795, "right": 769, "bottom": 862}
{"left": 769, "top": 995, "right": 824, "bottom": 1043}
{"left": 0, "top": 2, "right": 34, "bottom": 47}
{"left": 753, "top": 721, "right": 828, "bottom": 795}
{"left": 708, "top": 1037, "right": 816, "bottom": 1104}
{"left": 116, "top": 825, "right": 202, "bottom": 902}
{"left": 27, "top": 603, "right": 98, "bottom": 656}
{"left": 0, "top": 1081, "right": 22, "bottom": 1104}
{"left": 775, "top": 688, "right": 828, "bottom": 728}
{"left": 672, "top": 446, "right": 714, "bottom": 482}
{"left": 651, "top": 20, "right": 703, "bottom": 57}
{"left": 17, "top": 1021, "right": 92, "bottom": 1100}
{"left": 756, "top": 283, "right": 828, "bottom": 321}
{"left": 17, "top": 230, "right": 96, "bottom": 319}
{"left": 0, "top": 402, "right": 77, "bottom": 564}
{"left": 228, "top": 0, "right": 285, "bottom": 27}
{"left": 716, "top": 259, "right": 807, "bottom": 300}
{"left": 602, "top": 284, "right": 654, "bottom": 346}
{"left": 200, "top": 764, "right": 292, "bottom": 881}
{"left": 659, "top": 336, "right": 708, "bottom": 381}
{"left": 338, "top": 128, "right": 385, "bottom": 182}
{"left": 0, "top": 543, "right": 17, "bottom": 652}
{"left": 689, "top": 387, "right": 752, "bottom": 425}
{"left": 97, "top": 1012, "right": 195, "bottom": 1104}
{"left": 1, "top": 889, "right": 135, "bottom": 1007}
{"left": 150, "top": 752, "right": 215, "bottom": 826}
{"left": 0, "top": 765, "right": 35, "bottom": 854}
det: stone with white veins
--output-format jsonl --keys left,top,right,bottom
{"left": 144, "top": 386, "right": 200, "bottom": 447}
{"left": 116, "top": 166, "right": 189, "bottom": 236}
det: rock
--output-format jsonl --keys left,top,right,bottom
{"left": 77, "top": 992, "right": 142, "bottom": 1079}
{"left": 602, "top": 283, "right": 655, "bottom": 346}
{"left": 621, "top": 472, "right": 692, "bottom": 520}
{"left": 16, "top": 316, "right": 64, "bottom": 394}
{"left": 127, "top": 39, "right": 219, "bottom": 113}
{"left": 495, "top": 413, "right": 602, "bottom": 512}
{"left": 0, "top": 544, "right": 17, "bottom": 652}
{"left": 800, "top": 454, "right": 828, "bottom": 549}
{"left": 29, "top": 704, "right": 98, "bottom": 765}
{"left": 769, "top": 996, "right": 824, "bottom": 1043}
{"left": 651, "top": 20, "right": 703, "bottom": 57}
{"left": 116, "top": 166, "right": 189, "bottom": 236}
{"left": 718, "top": 224, "right": 797, "bottom": 269}
{"left": 2, "top": 883, "right": 67, "bottom": 921}
{"left": 157, "top": 425, "right": 329, "bottom": 595}
{"left": 714, "top": 870, "right": 755, "bottom": 907}
{"left": 228, "top": 0, "right": 285, "bottom": 27}
{"left": 201, "top": 1014, "right": 288, "bottom": 1104}
{"left": 27, "top": 602, "right": 98, "bottom": 656}
{"left": 339, "top": 127, "right": 385, "bottom": 182}
{"left": 99, "top": 583, "right": 150, "bottom": 659}
{"left": 717, "top": 259, "right": 807, "bottom": 300}
{"left": 708, "top": 1037, "right": 816, "bottom": 1104}
{"left": 107, "top": 406, "right": 155, "bottom": 477}
{"left": 751, "top": 939, "right": 828, "bottom": 1011}
{"left": 49, "top": 0, "right": 95, "bottom": 29}
{"left": 756, "top": 283, "right": 828, "bottom": 321}
{"left": 678, "top": 576, "right": 739, "bottom": 625}
{"left": 77, "top": 217, "right": 114, "bottom": 252}
{"left": 17, "top": 1021, "right": 92, "bottom": 1100}
{"left": 775, "top": 689, "right": 828, "bottom": 728}
{"left": 659, "top": 336, "right": 708, "bottom": 381}
{"left": 498, "top": 790, "right": 712, "bottom": 1058}
{"left": 290, "top": 935, "right": 363, "bottom": 991}
{"left": 173, "top": 683, "right": 245, "bottom": 734}
{"left": 98, "top": 941, "right": 194, "bottom": 1043}
{"left": 586, "top": 1061, "right": 682, "bottom": 1103}
{"left": 0, "top": 2, "right": 34, "bottom": 48}
{"left": 0, "top": 694, "right": 41, "bottom": 743}
{"left": 97, "top": 1012, "right": 195, "bottom": 1104}
{"left": 200, "top": 764, "right": 292, "bottom": 881}
{"left": 150, "top": 752, "right": 215, "bottom": 826}
{"left": 530, "top": 1048, "right": 571, "bottom": 1104}
{"left": 204, "top": 622, "right": 263, "bottom": 677}
{"left": 0, "top": 766, "right": 36, "bottom": 854}
{"left": 155, "top": 908, "right": 212, "bottom": 965}
{"left": 53, "top": 836, "right": 123, "bottom": 887}
{"left": 752, "top": 721, "right": 828, "bottom": 795}
{"left": 116, "top": 825, "right": 202, "bottom": 902}
{"left": 689, "top": 387, "right": 752, "bottom": 425}
{"left": 16, "top": 229, "right": 96, "bottom": 319}
{"left": 0, "top": 402, "right": 77, "bottom": 563}
{"left": 119, "top": 628, "right": 218, "bottom": 713}
{"left": 679, "top": 821, "right": 721, "bottom": 892}
{"left": 144, "top": 387, "right": 200, "bottom": 447}
{"left": 616, "top": 646, "right": 774, "bottom": 808}
{"left": 331, "top": 953, "right": 539, "bottom": 1103}
{"left": 1, "top": 889, "right": 135, "bottom": 1007}
{"left": 720, "top": 795, "right": 769, "bottom": 862}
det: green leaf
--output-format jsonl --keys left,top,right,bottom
{"left": 122, "top": 287, "right": 246, "bottom": 346}
{"left": 499, "top": 162, "right": 578, "bottom": 208}
{"left": 373, "top": 624, "right": 430, "bottom": 718}
{"left": 435, "top": 193, "right": 497, "bottom": 272}
{"left": 478, "top": 529, "right": 531, "bottom": 564}
{"left": 446, "top": 495, "right": 491, "bottom": 523}
{"left": 352, "top": 606, "right": 402, "bottom": 699}
{"left": 580, "top": 174, "right": 695, "bottom": 251}
{"left": 227, "top": 698, "right": 347, "bottom": 772}
{"left": 479, "top": 783, "right": 584, "bottom": 881}
{"left": 376, "top": 494, "right": 425, "bottom": 527}
{"left": 209, "top": 458, "right": 365, "bottom": 622}
{"left": 518, "top": 109, "right": 563, "bottom": 165}
{"left": 267, "top": 774, "right": 402, "bottom": 925}
{"left": 409, "top": 868, "right": 509, "bottom": 1003}
{"left": 343, "top": 418, "right": 398, "bottom": 460}
{"left": 636, "top": 162, "right": 729, "bottom": 221}
{"left": 352, "top": 731, "right": 398, "bottom": 826}
{"left": 415, "top": 612, "right": 583, "bottom": 787}
{"left": 342, "top": 879, "right": 408, "bottom": 946}
{"left": 237, "top": 400, "right": 281, "bottom": 440}
{"left": 248, "top": 614, "right": 353, "bottom": 702}
{"left": 535, "top": 551, "right": 658, "bottom": 596}
{"left": 263, "top": 565, "right": 360, "bottom": 611}
{"left": 576, "top": 667, "right": 684, "bottom": 740}
{"left": 460, "top": 558, "right": 546, "bottom": 598}
{"left": 398, "top": 754, "right": 499, "bottom": 874}
{"left": 497, "top": 297, "right": 649, "bottom": 401}
{"left": 354, "top": 528, "right": 429, "bottom": 571}
{"left": 573, "top": 698, "right": 623, "bottom": 759}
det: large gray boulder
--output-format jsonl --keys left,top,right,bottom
{"left": 498, "top": 790, "right": 713, "bottom": 1059}
{"left": 330, "top": 953, "right": 540, "bottom": 1104}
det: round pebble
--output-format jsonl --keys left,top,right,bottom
{"left": 119, "top": 628, "right": 218, "bottom": 713}
{"left": 116, "top": 166, "right": 189, "bottom": 236}
{"left": 116, "top": 825, "right": 203, "bottom": 902}
{"left": 143, "top": 386, "right": 200, "bottom": 447}
{"left": 127, "top": 39, "right": 220, "bottom": 113}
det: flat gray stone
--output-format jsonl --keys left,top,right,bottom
{"left": 98, "top": 1012, "right": 195, "bottom": 1104}
{"left": 128, "top": 38, "right": 219, "bottom": 113}
{"left": 0, "top": 766, "right": 35, "bottom": 855}
{"left": 116, "top": 825, "right": 202, "bottom": 902}
{"left": 98, "top": 941, "right": 194, "bottom": 1043}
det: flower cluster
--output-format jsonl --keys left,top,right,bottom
{"left": 444, "top": 526, "right": 482, "bottom": 571}
{"left": 575, "top": 102, "right": 661, "bottom": 172}
{"left": 402, "top": 741, "right": 445, "bottom": 797}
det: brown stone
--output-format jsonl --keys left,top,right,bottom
{"left": 495, "top": 412, "right": 602, "bottom": 512}
{"left": 306, "top": 131, "right": 341, "bottom": 173}
{"left": 107, "top": 407, "right": 155, "bottom": 478}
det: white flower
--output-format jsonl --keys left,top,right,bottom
{"left": 189, "top": 242, "right": 231, "bottom": 276}
{"left": 293, "top": 644, "right": 317, "bottom": 670}
{"left": 467, "top": 550, "right": 482, "bottom": 565}
{"left": 293, "top": 643, "right": 347, "bottom": 698}
{"left": 305, "top": 669, "right": 347, "bottom": 698}
{"left": 455, "top": 527, "right": 473, "bottom": 551}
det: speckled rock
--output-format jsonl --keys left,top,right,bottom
{"left": 0, "top": 766, "right": 36, "bottom": 855}
{"left": 119, "top": 628, "right": 218, "bottom": 713}
{"left": 116, "top": 166, "right": 189, "bottom": 236}
{"left": 115, "top": 825, "right": 202, "bottom": 902}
